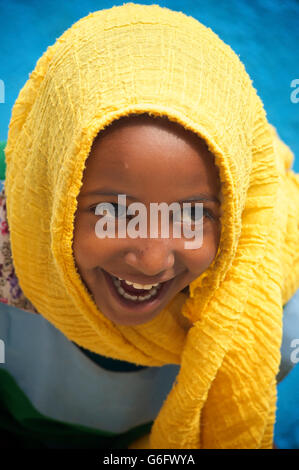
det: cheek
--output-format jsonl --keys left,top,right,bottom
{"left": 73, "top": 214, "right": 122, "bottom": 272}
{"left": 73, "top": 215, "right": 103, "bottom": 269}
{"left": 185, "top": 223, "right": 221, "bottom": 274}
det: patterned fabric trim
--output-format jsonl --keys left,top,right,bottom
{"left": 0, "top": 185, "right": 39, "bottom": 314}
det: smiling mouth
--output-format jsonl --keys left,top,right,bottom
{"left": 102, "top": 269, "right": 174, "bottom": 312}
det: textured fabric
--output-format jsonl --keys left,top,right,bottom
{"left": 4, "top": 3, "right": 299, "bottom": 448}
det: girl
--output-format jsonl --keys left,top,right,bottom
{"left": 0, "top": 3, "right": 299, "bottom": 449}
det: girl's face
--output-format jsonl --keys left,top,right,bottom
{"left": 73, "top": 115, "right": 222, "bottom": 326}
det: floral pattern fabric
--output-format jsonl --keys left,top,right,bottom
{"left": 0, "top": 184, "right": 39, "bottom": 314}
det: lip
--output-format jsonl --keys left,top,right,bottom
{"left": 102, "top": 269, "right": 175, "bottom": 313}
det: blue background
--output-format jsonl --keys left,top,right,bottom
{"left": 0, "top": 0, "right": 298, "bottom": 448}
{"left": 0, "top": 0, "right": 298, "bottom": 172}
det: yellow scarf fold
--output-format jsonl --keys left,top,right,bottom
{"left": 5, "top": 3, "right": 299, "bottom": 448}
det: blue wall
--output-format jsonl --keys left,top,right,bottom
{"left": 0, "top": 0, "right": 298, "bottom": 449}
{"left": 0, "top": 0, "right": 298, "bottom": 171}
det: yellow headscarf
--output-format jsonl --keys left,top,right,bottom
{"left": 4, "top": 3, "right": 299, "bottom": 449}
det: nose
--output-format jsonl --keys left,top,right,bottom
{"left": 124, "top": 239, "right": 175, "bottom": 277}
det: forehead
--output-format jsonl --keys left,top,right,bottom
{"left": 93, "top": 113, "right": 210, "bottom": 152}
{"left": 79, "top": 114, "right": 220, "bottom": 196}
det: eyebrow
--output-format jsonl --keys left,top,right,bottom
{"left": 80, "top": 189, "right": 220, "bottom": 205}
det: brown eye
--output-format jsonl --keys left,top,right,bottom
{"left": 89, "top": 203, "right": 127, "bottom": 218}
{"left": 173, "top": 206, "right": 215, "bottom": 224}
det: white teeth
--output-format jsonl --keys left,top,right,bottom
{"left": 113, "top": 276, "right": 160, "bottom": 290}
{"left": 119, "top": 287, "right": 154, "bottom": 302}
{"left": 149, "top": 287, "right": 157, "bottom": 296}
{"left": 115, "top": 276, "right": 160, "bottom": 290}
{"left": 123, "top": 292, "right": 138, "bottom": 300}
{"left": 112, "top": 276, "right": 160, "bottom": 302}
{"left": 140, "top": 294, "right": 152, "bottom": 301}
